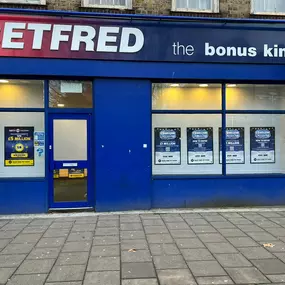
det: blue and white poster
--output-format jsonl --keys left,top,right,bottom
{"left": 250, "top": 127, "right": 275, "bottom": 164}
{"left": 187, "top": 127, "right": 213, "bottom": 164}
{"left": 219, "top": 127, "right": 245, "bottom": 164}
{"left": 4, "top": 126, "right": 34, "bottom": 166}
{"left": 154, "top": 128, "right": 181, "bottom": 165}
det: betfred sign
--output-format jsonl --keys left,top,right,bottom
{"left": 3, "top": 23, "right": 144, "bottom": 53}
{"left": 1, "top": 14, "right": 285, "bottom": 64}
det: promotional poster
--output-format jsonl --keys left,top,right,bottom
{"left": 219, "top": 127, "right": 245, "bottom": 164}
{"left": 250, "top": 127, "right": 275, "bottom": 164}
{"left": 187, "top": 127, "right": 214, "bottom": 164}
{"left": 68, "top": 168, "right": 85, "bottom": 179}
{"left": 4, "top": 126, "right": 34, "bottom": 166}
{"left": 154, "top": 128, "right": 181, "bottom": 165}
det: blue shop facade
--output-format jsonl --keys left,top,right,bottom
{"left": 1, "top": 9, "right": 285, "bottom": 214}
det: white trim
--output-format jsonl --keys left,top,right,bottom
{"left": 0, "top": 0, "right": 45, "bottom": 4}
{"left": 82, "top": 0, "right": 132, "bottom": 9}
{"left": 171, "top": 0, "right": 219, "bottom": 13}
{"left": 251, "top": 0, "right": 285, "bottom": 15}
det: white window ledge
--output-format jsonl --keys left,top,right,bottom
{"left": 0, "top": 0, "right": 45, "bottom": 4}
{"left": 82, "top": 0, "right": 132, "bottom": 10}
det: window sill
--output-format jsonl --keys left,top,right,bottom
{"left": 0, "top": 1, "right": 46, "bottom": 4}
{"left": 250, "top": 12, "right": 285, "bottom": 16}
{"left": 81, "top": 5, "right": 132, "bottom": 10}
{"left": 171, "top": 8, "right": 219, "bottom": 14}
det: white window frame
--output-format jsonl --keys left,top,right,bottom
{"left": 172, "top": 0, "right": 219, "bottom": 13}
{"left": 0, "top": 0, "right": 45, "bottom": 4}
{"left": 82, "top": 0, "right": 132, "bottom": 10}
{"left": 251, "top": 0, "right": 285, "bottom": 15}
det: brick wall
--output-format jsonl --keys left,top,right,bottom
{"left": 0, "top": 0, "right": 285, "bottom": 19}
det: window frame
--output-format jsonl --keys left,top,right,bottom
{"left": 81, "top": 0, "right": 132, "bottom": 10}
{"left": 152, "top": 82, "right": 285, "bottom": 178}
{"left": 171, "top": 0, "right": 219, "bottom": 13}
{"left": 0, "top": 0, "right": 45, "bottom": 4}
{"left": 251, "top": 0, "right": 285, "bottom": 15}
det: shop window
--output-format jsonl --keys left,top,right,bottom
{"left": 0, "top": 112, "right": 45, "bottom": 178}
{"left": 251, "top": 0, "right": 285, "bottom": 14}
{"left": 0, "top": 80, "right": 44, "bottom": 108}
{"left": 226, "top": 114, "right": 285, "bottom": 174}
{"left": 82, "top": 0, "right": 132, "bottom": 9}
{"left": 226, "top": 84, "right": 285, "bottom": 110}
{"left": 172, "top": 0, "right": 219, "bottom": 12}
{"left": 49, "top": 80, "right": 93, "bottom": 108}
{"left": 152, "top": 114, "right": 222, "bottom": 175}
{"left": 152, "top": 83, "right": 222, "bottom": 175}
{"left": 153, "top": 83, "right": 222, "bottom": 110}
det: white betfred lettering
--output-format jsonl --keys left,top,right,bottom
{"left": 27, "top": 23, "right": 52, "bottom": 49}
{"left": 71, "top": 25, "right": 96, "bottom": 51}
{"left": 97, "top": 26, "right": 119, "bottom": 52}
{"left": 2, "top": 22, "right": 26, "bottom": 49}
{"left": 119, "top": 27, "right": 144, "bottom": 53}
{"left": 264, "top": 44, "right": 273, "bottom": 57}
{"left": 50, "top": 25, "right": 72, "bottom": 50}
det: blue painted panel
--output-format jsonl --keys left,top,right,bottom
{"left": 2, "top": 58, "right": 285, "bottom": 82}
{"left": 152, "top": 177, "right": 285, "bottom": 208}
{"left": 0, "top": 180, "right": 47, "bottom": 214}
{"left": 95, "top": 79, "right": 151, "bottom": 211}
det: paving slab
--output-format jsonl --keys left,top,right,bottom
{"left": 252, "top": 258, "right": 285, "bottom": 274}
{"left": 16, "top": 259, "right": 55, "bottom": 274}
{"left": 6, "top": 274, "right": 47, "bottom": 285}
{"left": 84, "top": 271, "right": 120, "bottom": 285}
{"left": 157, "top": 269, "right": 197, "bottom": 285}
{"left": 196, "top": 276, "right": 234, "bottom": 285}
{"left": 122, "top": 262, "right": 156, "bottom": 279}
{"left": 153, "top": 255, "right": 188, "bottom": 269}
{"left": 47, "top": 265, "right": 86, "bottom": 282}
{"left": 87, "top": 256, "right": 120, "bottom": 271}
{"left": 187, "top": 260, "right": 226, "bottom": 276}
{"left": 226, "top": 267, "right": 269, "bottom": 284}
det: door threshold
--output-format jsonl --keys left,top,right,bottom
{"left": 49, "top": 207, "right": 94, "bottom": 213}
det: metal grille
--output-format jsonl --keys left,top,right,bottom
{"left": 252, "top": 0, "right": 285, "bottom": 13}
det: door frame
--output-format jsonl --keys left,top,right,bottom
{"left": 48, "top": 113, "right": 94, "bottom": 209}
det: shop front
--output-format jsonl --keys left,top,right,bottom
{"left": 1, "top": 10, "right": 285, "bottom": 214}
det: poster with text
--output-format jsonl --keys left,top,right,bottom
{"left": 5, "top": 127, "right": 34, "bottom": 166}
{"left": 187, "top": 127, "right": 214, "bottom": 164}
{"left": 219, "top": 127, "right": 245, "bottom": 164}
{"left": 154, "top": 128, "right": 181, "bottom": 165}
{"left": 250, "top": 127, "right": 275, "bottom": 164}
{"left": 68, "top": 168, "right": 85, "bottom": 179}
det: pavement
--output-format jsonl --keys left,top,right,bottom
{"left": 1, "top": 210, "right": 285, "bottom": 284}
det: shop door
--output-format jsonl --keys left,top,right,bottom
{"left": 49, "top": 114, "right": 93, "bottom": 209}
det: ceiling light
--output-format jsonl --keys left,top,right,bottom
{"left": 227, "top": 84, "right": 237, "bottom": 87}
{"left": 57, "top": 103, "right": 65, "bottom": 107}
{"left": 0, "top": 80, "right": 9, "bottom": 83}
{"left": 170, "top": 84, "right": 179, "bottom": 87}
{"left": 199, "top": 84, "right": 208, "bottom": 87}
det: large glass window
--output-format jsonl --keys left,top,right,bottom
{"left": 152, "top": 82, "right": 285, "bottom": 176}
{"left": 226, "top": 114, "right": 285, "bottom": 174}
{"left": 0, "top": 80, "right": 44, "bottom": 108}
{"left": 153, "top": 83, "right": 221, "bottom": 110}
{"left": 152, "top": 83, "right": 222, "bottom": 175}
{"left": 226, "top": 84, "right": 285, "bottom": 110}
{"left": 49, "top": 80, "right": 92, "bottom": 108}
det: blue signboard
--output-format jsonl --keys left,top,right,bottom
{"left": 6, "top": 15, "right": 285, "bottom": 64}
{"left": 250, "top": 127, "right": 275, "bottom": 164}
{"left": 154, "top": 128, "right": 181, "bottom": 165}
{"left": 219, "top": 127, "right": 245, "bottom": 164}
{"left": 187, "top": 127, "right": 214, "bottom": 164}
{"left": 4, "top": 126, "right": 34, "bottom": 166}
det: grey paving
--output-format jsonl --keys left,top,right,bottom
{"left": 1, "top": 211, "right": 285, "bottom": 284}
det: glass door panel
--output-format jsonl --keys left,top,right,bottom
{"left": 49, "top": 114, "right": 91, "bottom": 208}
